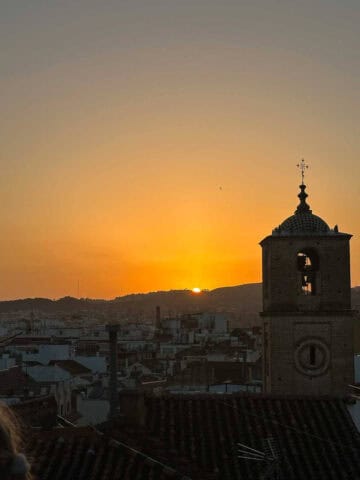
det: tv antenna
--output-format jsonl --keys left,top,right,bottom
{"left": 237, "top": 437, "right": 281, "bottom": 479}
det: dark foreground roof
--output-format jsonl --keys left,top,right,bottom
{"left": 28, "top": 427, "right": 189, "bottom": 480}
{"left": 0, "top": 366, "right": 38, "bottom": 396}
{"left": 116, "top": 393, "right": 360, "bottom": 480}
{"left": 12, "top": 395, "right": 58, "bottom": 428}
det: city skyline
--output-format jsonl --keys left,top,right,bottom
{"left": 1, "top": 1, "right": 359, "bottom": 299}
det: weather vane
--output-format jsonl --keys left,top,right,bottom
{"left": 297, "top": 159, "right": 309, "bottom": 185}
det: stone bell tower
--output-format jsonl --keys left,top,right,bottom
{"left": 260, "top": 165, "right": 354, "bottom": 396}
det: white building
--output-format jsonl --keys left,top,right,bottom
{"left": 75, "top": 355, "right": 107, "bottom": 374}
{"left": 11, "top": 343, "right": 72, "bottom": 365}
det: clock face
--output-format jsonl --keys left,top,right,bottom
{"left": 294, "top": 339, "right": 330, "bottom": 377}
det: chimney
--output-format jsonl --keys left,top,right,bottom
{"left": 106, "top": 324, "right": 120, "bottom": 419}
{"left": 155, "top": 305, "right": 161, "bottom": 329}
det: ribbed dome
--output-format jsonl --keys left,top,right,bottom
{"left": 277, "top": 213, "right": 330, "bottom": 234}
{"left": 273, "top": 183, "right": 331, "bottom": 235}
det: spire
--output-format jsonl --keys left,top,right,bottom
{"left": 295, "top": 159, "right": 311, "bottom": 214}
{"left": 295, "top": 184, "right": 312, "bottom": 214}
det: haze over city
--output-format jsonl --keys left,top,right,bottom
{"left": 1, "top": 1, "right": 359, "bottom": 299}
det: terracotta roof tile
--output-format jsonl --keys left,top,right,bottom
{"left": 27, "top": 427, "right": 189, "bottom": 480}
{"left": 0, "top": 366, "right": 39, "bottom": 396}
{"left": 12, "top": 395, "right": 58, "bottom": 428}
{"left": 114, "top": 393, "right": 360, "bottom": 480}
{"left": 9, "top": 392, "right": 360, "bottom": 479}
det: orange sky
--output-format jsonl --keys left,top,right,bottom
{"left": 1, "top": 2, "right": 359, "bottom": 299}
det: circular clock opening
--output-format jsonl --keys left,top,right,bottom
{"left": 294, "top": 339, "right": 330, "bottom": 377}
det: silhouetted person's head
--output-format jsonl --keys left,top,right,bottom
{"left": 0, "top": 403, "right": 31, "bottom": 480}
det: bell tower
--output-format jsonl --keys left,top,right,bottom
{"left": 260, "top": 166, "right": 354, "bottom": 396}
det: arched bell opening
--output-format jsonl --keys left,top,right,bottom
{"left": 297, "top": 249, "right": 319, "bottom": 296}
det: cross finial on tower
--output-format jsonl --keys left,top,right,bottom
{"left": 297, "top": 159, "right": 309, "bottom": 185}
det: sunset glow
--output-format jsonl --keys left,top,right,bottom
{"left": 1, "top": 2, "right": 359, "bottom": 300}
{"left": 192, "top": 288, "right": 202, "bottom": 294}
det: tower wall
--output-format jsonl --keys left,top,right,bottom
{"left": 263, "top": 312, "right": 354, "bottom": 396}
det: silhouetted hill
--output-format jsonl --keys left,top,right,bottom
{"left": 0, "top": 296, "right": 108, "bottom": 314}
{"left": 111, "top": 283, "right": 263, "bottom": 324}
{"left": 0, "top": 285, "right": 262, "bottom": 325}
{"left": 0, "top": 284, "right": 359, "bottom": 327}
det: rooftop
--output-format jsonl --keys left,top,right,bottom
{"left": 48, "top": 360, "right": 92, "bottom": 376}
{"left": 28, "top": 427, "right": 189, "bottom": 480}
{"left": 114, "top": 393, "right": 360, "bottom": 480}
{"left": 0, "top": 366, "right": 38, "bottom": 396}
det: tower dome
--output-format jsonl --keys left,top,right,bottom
{"left": 273, "top": 184, "right": 331, "bottom": 235}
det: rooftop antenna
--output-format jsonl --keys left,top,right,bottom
{"left": 237, "top": 437, "right": 281, "bottom": 479}
{"left": 296, "top": 159, "right": 309, "bottom": 185}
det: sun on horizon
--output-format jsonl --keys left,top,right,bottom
{"left": 192, "top": 287, "right": 202, "bottom": 294}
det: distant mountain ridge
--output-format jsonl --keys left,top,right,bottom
{"left": 0, "top": 283, "right": 262, "bottom": 314}
{"left": 0, "top": 284, "right": 359, "bottom": 327}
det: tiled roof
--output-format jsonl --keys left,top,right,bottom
{"left": 12, "top": 395, "right": 58, "bottom": 428}
{"left": 0, "top": 366, "right": 39, "bottom": 396}
{"left": 48, "top": 360, "right": 92, "bottom": 376}
{"left": 27, "top": 427, "right": 189, "bottom": 480}
{"left": 26, "top": 365, "right": 71, "bottom": 383}
{"left": 115, "top": 393, "right": 360, "bottom": 480}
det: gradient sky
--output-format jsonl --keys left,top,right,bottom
{"left": 1, "top": 0, "right": 359, "bottom": 299}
